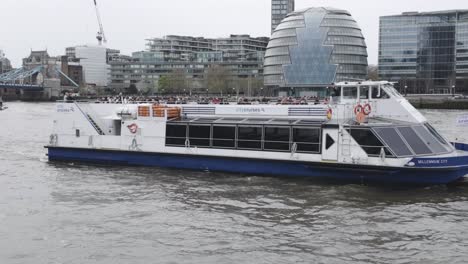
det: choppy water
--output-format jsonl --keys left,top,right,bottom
{"left": 1, "top": 102, "right": 468, "bottom": 264}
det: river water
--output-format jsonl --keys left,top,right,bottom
{"left": 1, "top": 102, "right": 468, "bottom": 264}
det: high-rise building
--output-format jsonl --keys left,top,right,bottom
{"left": 264, "top": 7, "right": 368, "bottom": 96}
{"left": 271, "top": 0, "right": 295, "bottom": 33}
{"left": 109, "top": 35, "right": 269, "bottom": 94}
{"left": 66, "top": 45, "right": 109, "bottom": 87}
{"left": 379, "top": 10, "right": 468, "bottom": 94}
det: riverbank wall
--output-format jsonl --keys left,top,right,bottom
{"left": 406, "top": 95, "right": 468, "bottom": 110}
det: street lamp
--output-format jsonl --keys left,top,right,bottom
{"left": 404, "top": 85, "right": 408, "bottom": 96}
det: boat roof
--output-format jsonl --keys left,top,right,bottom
{"left": 344, "top": 117, "right": 416, "bottom": 127}
{"left": 168, "top": 116, "right": 328, "bottom": 126}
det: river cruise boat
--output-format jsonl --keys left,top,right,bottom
{"left": 46, "top": 81, "right": 468, "bottom": 185}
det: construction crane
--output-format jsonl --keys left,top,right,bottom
{"left": 93, "top": 0, "right": 107, "bottom": 45}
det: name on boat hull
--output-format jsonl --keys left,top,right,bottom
{"left": 56, "top": 105, "right": 75, "bottom": 113}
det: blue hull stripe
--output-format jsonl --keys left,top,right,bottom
{"left": 46, "top": 147, "right": 467, "bottom": 185}
{"left": 452, "top": 142, "right": 468, "bottom": 152}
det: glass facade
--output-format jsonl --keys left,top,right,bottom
{"left": 264, "top": 7, "right": 368, "bottom": 95}
{"left": 379, "top": 10, "right": 468, "bottom": 94}
{"left": 271, "top": 0, "right": 295, "bottom": 33}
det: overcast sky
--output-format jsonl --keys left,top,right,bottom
{"left": 1, "top": 0, "right": 466, "bottom": 67}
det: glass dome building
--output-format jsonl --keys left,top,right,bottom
{"left": 264, "top": 7, "right": 368, "bottom": 96}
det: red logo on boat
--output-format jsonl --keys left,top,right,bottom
{"left": 127, "top": 123, "right": 138, "bottom": 134}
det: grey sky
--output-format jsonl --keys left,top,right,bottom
{"left": 1, "top": 0, "right": 466, "bottom": 67}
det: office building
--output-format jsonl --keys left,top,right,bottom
{"left": 264, "top": 7, "right": 368, "bottom": 96}
{"left": 66, "top": 45, "right": 110, "bottom": 87}
{"left": 109, "top": 35, "right": 269, "bottom": 94}
{"left": 379, "top": 10, "right": 468, "bottom": 94}
{"left": 271, "top": 0, "right": 295, "bottom": 33}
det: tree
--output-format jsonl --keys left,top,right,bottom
{"left": 367, "top": 65, "right": 379, "bottom": 81}
{"left": 158, "top": 76, "right": 170, "bottom": 93}
{"left": 127, "top": 84, "right": 138, "bottom": 95}
{"left": 157, "top": 71, "right": 187, "bottom": 94}
{"left": 168, "top": 69, "right": 187, "bottom": 94}
{"left": 206, "top": 65, "right": 229, "bottom": 95}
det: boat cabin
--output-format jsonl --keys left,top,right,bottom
{"left": 330, "top": 81, "right": 403, "bottom": 104}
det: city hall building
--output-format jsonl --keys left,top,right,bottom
{"left": 264, "top": 7, "right": 368, "bottom": 97}
{"left": 379, "top": 10, "right": 468, "bottom": 94}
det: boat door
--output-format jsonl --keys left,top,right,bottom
{"left": 322, "top": 129, "right": 339, "bottom": 161}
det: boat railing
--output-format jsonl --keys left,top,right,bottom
{"left": 74, "top": 102, "right": 108, "bottom": 135}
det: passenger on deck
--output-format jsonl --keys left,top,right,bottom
{"left": 63, "top": 93, "right": 72, "bottom": 102}
{"left": 314, "top": 97, "right": 320, "bottom": 105}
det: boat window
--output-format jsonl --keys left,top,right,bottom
{"left": 359, "top": 86, "right": 370, "bottom": 99}
{"left": 413, "top": 126, "right": 448, "bottom": 153}
{"left": 397, "top": 127, "right": 432, "bottom": 155}
{"left": 213, "top": 126, "right": 236, "bottom": 148}
{"left": 264, "top": 127, "right": 290, "bottom": 151}
{"left": 378, "top": 88, "right": 390, "bottom": 99}
{"left": 166, "top": 124, "right": 187, "bottom": 146}
{"left": 371, "top": 86, "right": 390, "bottom": 99}
{"left": 370, "top": 86, "right": 380, "bottom": 99}
{"left": 188, "top": 125, "right": 211, "bottom": 147}
{"left": 292, "top": 128, "right": 321, "bottom": 153}
{"left": 330, "top": 87, "right": 341, "bottom": 97}
{"left": 383, "top": 84, "right": 403, "bottom": 98}
{"left": 165, "top": 118, "right": 328, "bottom": 153}
{"left": 342, "top": 86, "right": 358, "bottom": 99}
{"left": 373, "top": 127, "right": 413, "bottom": 156}
{"left": 348, "top": 128, "right": 389, "bottom": 156}
{"left": 425, "top": 123, "right": 450, "bottom": 146}
{"left": 237, "top": 126, "right": 262, "bottom": 149}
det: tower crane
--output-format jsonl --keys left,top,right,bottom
{"left": 93, "top": 0, "right": 107, "bottom": 45}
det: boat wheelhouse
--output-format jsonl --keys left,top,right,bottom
{"left": 46, "top": 81, "right": 468, "bottom": 185}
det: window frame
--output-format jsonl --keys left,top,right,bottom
{"left": 188, "top": 124, "right": 212, "bottom": 148}
{"left": 212, "top": 125, "right": 237, "bottom": 149}
{"left": 263, "top": 125, "right": 292, "bottom": 152}
{"left": 236, "top": 125, "right": 263, "bottom": 150}
{"left": 165, "top": 123, "right": 188, "bottom": 147}
{"left": 292, "top": 126, "right": 322, "bottom": 154}
{"left": 346, "top": 127, "right": 396, "bottom": 158}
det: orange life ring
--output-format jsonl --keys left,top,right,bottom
{"left": 363, "top": 103, "right": 372, "bottom": 116}
{"left": 354, "top": 104, "right": 363, "bottom": 115}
